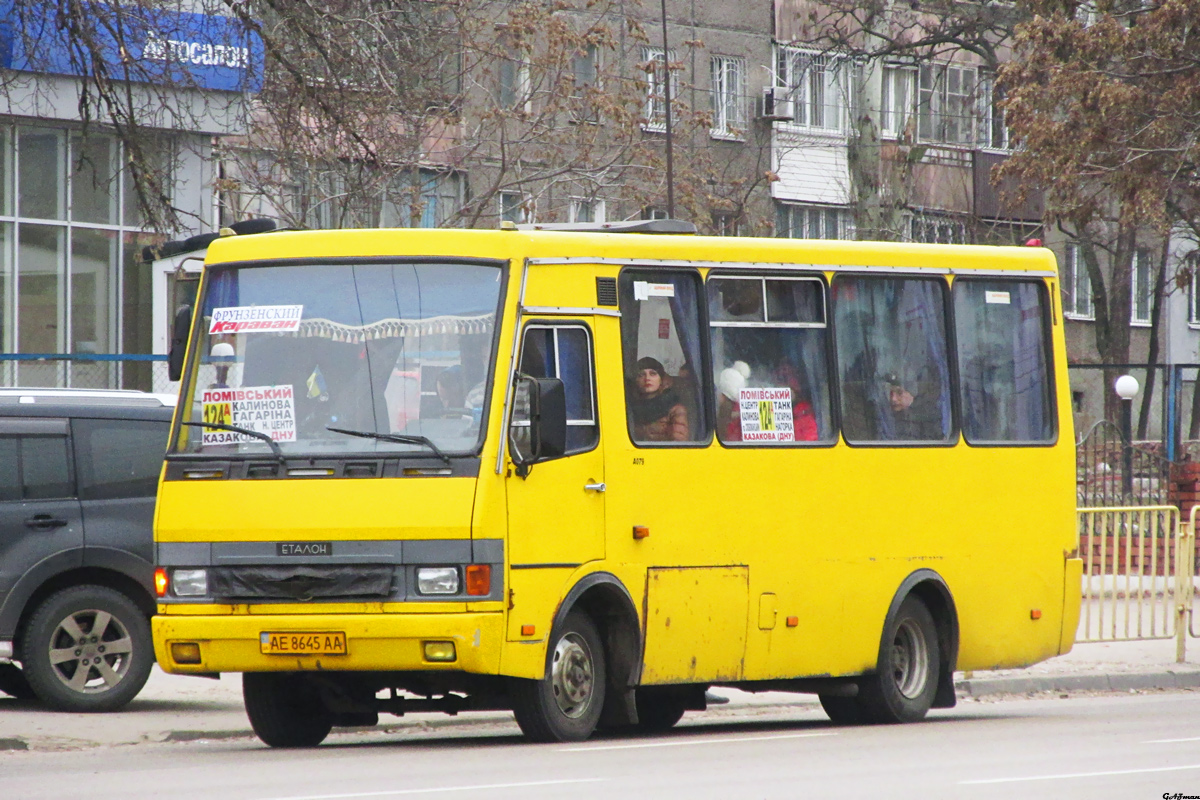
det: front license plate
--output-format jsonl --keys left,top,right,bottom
{"left": 260, "top": 631, "right": 347, "bottom": 655}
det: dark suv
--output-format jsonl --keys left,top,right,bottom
{"left": 0, "top": 389, "right": 173, "bottom": 711}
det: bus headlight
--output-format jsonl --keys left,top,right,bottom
{"left": 172, "top": 569, "right": 209, "bottom": 597}
{"left": 416, "top": 567, "right": 459, "bottom": 595}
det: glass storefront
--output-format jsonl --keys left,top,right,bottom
{"left": 0, "top": 123, "right": 164, "bottom": 387}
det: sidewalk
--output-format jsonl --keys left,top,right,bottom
{"left": 1, "top": 637, "right": 1197, "bottom": 752}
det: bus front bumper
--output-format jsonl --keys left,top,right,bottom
{"left": 152, "top": 611, "right": 504, "bottom": 675}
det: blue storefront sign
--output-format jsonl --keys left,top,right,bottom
{"left": 0, "top": 1, "right": 264, "bottom": 93}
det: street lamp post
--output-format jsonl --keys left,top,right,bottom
{"left": 1115, "top": 374, "right": 1140, "bottom": 500}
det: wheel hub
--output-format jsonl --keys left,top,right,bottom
{"left": 891, "top": 618, "right": 930, "bottom": 700}
{"left": 48, "top": 609, "right": 132, "bottom": 694}
{"left": 550, "top": 633, "right": 594, "bottom": 718}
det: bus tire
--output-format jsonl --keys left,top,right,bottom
{"left": 818, "top": 694, "right": 865, "bottom": 725}
{"left": 21, "top": 586, "right": 153, "bottom": 712}
{"left": 634, "top": 687, "right": 686, "bottom": 733}
{"left": 510, "top": 611, "right": 606, "bottom": 742}
{"left": 858, "top": 596, "right": 940, "bottom": 724}
{"left": 243, "top": 672, "right": 333, "bottom": 748}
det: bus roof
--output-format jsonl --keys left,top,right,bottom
{"left": 203, "top": 227, "right": 1058, "bottom": 276}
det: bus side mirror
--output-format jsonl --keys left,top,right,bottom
{"left": 509, "top": 375, "right": 567, "bottom": 477}
{"left": 167, "top": 304, "right": 193, "bottom": 382}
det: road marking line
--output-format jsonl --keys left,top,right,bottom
{"left": 1144, "top": 736, "right": 1200, "bottom": 744}
{"left": 257, "top": 778, "right": 605, "bottom": 800}
{"left": 559, "top": 731, "right": 836, "bottom": 752}
{"left": 961, "top": 763, "right": 1200, "bottom": 785}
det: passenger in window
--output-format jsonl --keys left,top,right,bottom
{"left": 435, "top": 366, "right": 467, "bottom": 416}
{"left": 716, "top": 365, "right": 748, "bottom": 441}
{"left": 885, "top": 371, "right": 942, "bottom": 440}
{"left": 631, "top": 357, "right": 690, "bottom": 442}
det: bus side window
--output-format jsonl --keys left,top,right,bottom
{"left": 518, "top": 324, "right": 599, "bottom": 455}
{"left": 617, "top": 270, "right": 709, "bottom": 445}
{"left": 953, "top": 280, "right": 1055, "bottom": 443}
{"left": 833, "top": 276, "right": 954, "bottom": 444}
{"left": 708, "top": 274, "right": 834, "bottom": 445}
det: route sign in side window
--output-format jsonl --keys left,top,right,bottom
{"left": 73, "top": 418, "right": 171, "bottom": 500}
{"left": 617, "top": 269, "right": 709, "bottom": 445}
{"left": 953, "top": 279, "right": 1055, "bottom": 444}
{"left": 518, "top": 324, "right": 598, "bottom": 455}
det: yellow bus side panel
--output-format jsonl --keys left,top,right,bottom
{"left": 641, "top": 566, "right": 749, "bottom": 683}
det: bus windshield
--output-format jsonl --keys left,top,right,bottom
{"left": 174, "top": 260, "right": 504, "bottom": 458}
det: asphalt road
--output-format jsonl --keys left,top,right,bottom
{"left": 3, "top": 690, "right": 1199, "bottom": 800}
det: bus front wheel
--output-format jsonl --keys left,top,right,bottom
{"left": 510, "top": 611, "right": 606, "bottom": 742}
{"left": 857, "top": 596, "right": 940, "bottom": 724}
{"left": 243, "top": 672, "right": 333, "bottom": 747}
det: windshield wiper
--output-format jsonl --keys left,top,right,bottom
{"left": 326, "top": 426, "right": 451, "bottom": 464}
{"left": 180, "top": 421, "right": 286, "bottom": 463}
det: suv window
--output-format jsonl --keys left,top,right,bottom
{"left": 72, "top": 418, "right": 170, "bottom": 500}
{"left": 0, "top": 435, "right": 73, "bottom": 500}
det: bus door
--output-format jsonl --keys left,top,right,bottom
{"left": 505, "top": 321, "right": 604, "bottom": 641}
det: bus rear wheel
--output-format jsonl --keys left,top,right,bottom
{"left": 857, "top": 596, "right": 939, "bottom": 724}
{"left": 243, "top": 672, "right": 333, "bottom": 747}
{"left": 510, "top": 611, "right": 606, "bottom": 742}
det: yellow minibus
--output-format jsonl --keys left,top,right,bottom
{"left": 152, "top": 221, "right": 1081, "bottom": 747}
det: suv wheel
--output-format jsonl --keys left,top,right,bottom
{"left": 21, "top": 586, "right": 153, "bottom": 712}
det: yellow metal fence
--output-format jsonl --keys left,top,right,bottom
{"left": 1076, "top": 506, "right": 1198, "bottom": 661}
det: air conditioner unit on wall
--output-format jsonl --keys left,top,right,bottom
{"left": 759, "top": 87, "right": 794, "bottom": 122}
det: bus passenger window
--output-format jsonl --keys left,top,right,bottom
{"left": 618, "top": 270, "right": 709, "bottom": 444}
{"left": 834, "top": 276, "right": 953, "bottom": 444}
{"left": 953, "top": 280, "right": 1054, "bottom": 443}
{"left": 708, "top": 275, "right": 833, "bottom": 445}
{"left": 518, "top": 325, "right": 598, "bottom": 454}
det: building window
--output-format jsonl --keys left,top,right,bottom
{"left": 1131, "top": 247, "right": 1153, "bottom": 326}
{"left": 881, "top": 65, "right": 915, "bottom": 139}
{"left": 1062, "top": 243, "right": 1094, "bottom": 320}
{"left": 642, "top": 47, "right": 677, "bottom": 131}
{"left": 776, "top": 203, "right": 844, "bottom": 239}
{"left": 711, "top": 211, "right": 739, "bottom": 236}
{"left": 0, "top": 125, "right": 165, "bottom": 386}
{"left": 571, "top": 43, "right": 600, "bottom": 123}
{"left": 710, "top": 56, "right": 746, "bottom": 139}
{"left": 910, "top": 212, "right": 967, "bottom": 244}
{"left": 776, "top": 47, "right": 846, "bottom": 131}
{"left": 1188, "top": 254, "right": 1200, "bottom": 327}
{"left": 497, "top": 56, "right": 531, "bottom": 112}
{"left": 918, "top": 63, "right": 977, "bottom": 145}
{"left": 499, "top": 192, "right": 531, "bottom": 224}
{"left": 570, "top": 198, "right": 604, "bottom": 224}
{"left": 978, "top": 73, "right": 1010, "bottom": 151}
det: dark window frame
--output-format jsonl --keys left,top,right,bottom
{"left": 705, "top": 270, "right": 837, "bottom": 449}
{"left": 951, "top": 277, "right": 1058, "bottom": 447}
{"left": 516, "top": 320, "right": 600, "bottom": 458}
{"left": 617, "top": 267, "right": 713, "bottom": 448}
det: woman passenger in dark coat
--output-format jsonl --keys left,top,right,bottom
{"left": 630, "top": 357, "right": 690, "bottom": 442}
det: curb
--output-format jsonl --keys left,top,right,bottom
{"left": 955, "top": 669, "right": 1200, "bottom": 698}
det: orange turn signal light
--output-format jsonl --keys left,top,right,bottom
{"left": 633, "top": 525, "right": 650, "bottom": 540}
{"left": 786, "top": 616, "right": 799, "bottom": 628}
{"left": 154, "top": 568, "right": 169, "bottom": 597}
{"left": 465, "top": 564, "right": 491, "bottom": 596}
{"left": 520, "top": 624, "right": 536, "bottom": 636}
{"left": 1030, "top": 609, "right": 1042, "bottom": 620}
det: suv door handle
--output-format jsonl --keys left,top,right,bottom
{"left": 24, "top": 515, "right": 69, "bottom": 530}
{"left": 583, "top": 482, "right": 606, "bottom": 493}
